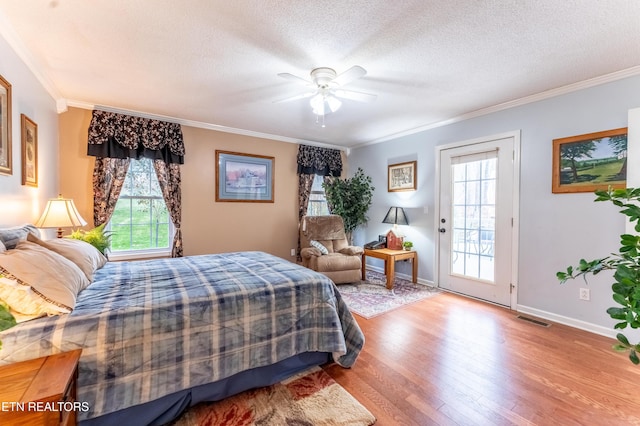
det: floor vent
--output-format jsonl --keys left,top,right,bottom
{"left": 516, "top": 315, "right": 551, "bottom": 327}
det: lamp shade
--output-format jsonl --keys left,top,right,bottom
{"left": 382, "top": 207, "right": 409, "bottom": 226}
{"left": 35, "top": 195, "right": 87, "bottom": 238}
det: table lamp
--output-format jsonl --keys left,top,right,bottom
{"left": 382, "top": 206, "right": 409, "bottom": 230}
{"left": 35, "top": 195, "right": 87, "bottom": 238}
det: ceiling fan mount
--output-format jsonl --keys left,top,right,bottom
{"left": 309, "top": 67, "right": 338, "bottom": 89}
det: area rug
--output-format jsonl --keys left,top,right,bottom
{"left": 170, "top": 366, "right": 375, "bottom": 426}
{"left": 338, "top": 271, "right": 441, "bottom": 319}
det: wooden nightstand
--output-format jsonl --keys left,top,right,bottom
{"left": 0, "top": 349, "right": 82, "bottom": 426}
{"left": 362, "top": 248, "right": 418, "bottom": 289}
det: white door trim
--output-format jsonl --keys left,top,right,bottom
{"left": 434, "top": 130, "right": 521, "bottom": 308}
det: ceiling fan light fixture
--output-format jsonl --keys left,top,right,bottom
{"left": 310, "top": 93, "right": 325, "bottom": 115}
{"left": 309, "top": 93, "right": 341, "bottom": 116}
{"left": 326, "top": 95, "right": 342, "bottom": 113}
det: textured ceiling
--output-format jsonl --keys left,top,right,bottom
{"left": 1, "top": 1, "right": 640, "bottom": 149}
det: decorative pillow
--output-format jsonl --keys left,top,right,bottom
{"left": 27, "top": 233, "right": 107, "bottom": 282}
{"left": 310, "top": 239, "right": 329, "bottom": 255}
{"left": 0, "top": 240, "right": 90, "bottom": 314}
{"left": 0, "top": 224, "right": 41, "bottom": 249}
{"left": 0, "top": 275, "right": 62, "bottom": 322}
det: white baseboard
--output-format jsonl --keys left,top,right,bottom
{"left": 365, "top": 265, "right": 435, "bottom": 287}
{"left": 516, "top": 304, "right": 615, "bottom": 339}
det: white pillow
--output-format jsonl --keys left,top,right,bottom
{"left": 0, "top": 275, "right": 64, "bottom": 321}
{"left": 27, "top": 233, "right": 107, "bottom": 282}
{"left": 0, "top": 241, "right": 90, "bottom": 314}
{"left": 310, "top": 239, "right": 329, "bottom": 255}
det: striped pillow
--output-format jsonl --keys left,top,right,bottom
{"left": 310, "top": 240, "right": 329, "bottom": 255}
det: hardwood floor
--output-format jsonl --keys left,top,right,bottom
{"left": 323, "top": 291, "right": 640, "bottom": 425}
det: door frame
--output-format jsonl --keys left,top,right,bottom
{"left": 434, "top": 130, "right": 521, "bottom": 308}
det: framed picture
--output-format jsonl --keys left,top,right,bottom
{"left": 215, "top": 150, "right": 274, "bottom": 202}
{"left": 21, "top": 114, "right": 37, "bottom": 187}
{"left": 388, "top": 160, "right": 417, "bottom": 192}
{"left": 552, "top": 128, "right": 627, "bottom": 194}
{"left": 0, "top": 75, "right": 12, "bottom": 176}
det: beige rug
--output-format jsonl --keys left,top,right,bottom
{"left": 338, "top": 271, "right": 441, "bottom": 319}
{"left": 170, "top": 366, "right": 376, "bottom": 426}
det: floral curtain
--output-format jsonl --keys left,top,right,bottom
{"left": 88, "top": 110, "right": 185, "bottom": 257}
{"left": 298, "top": 173, "right": 315, "bottom": 220}
{"left": 153, "top": 160, "right": 183, "bottom": 257}
{"left": 87, "top": 110, "right": 185, "bottom": 164}
{"left": 92, "top": 157, "right": 130, "bottom": 227}
{"left": 296, "top": 145, "right": 343, "bottom": 259}
{"left": 296, "top": 144, "right": 342, "bottom": 177}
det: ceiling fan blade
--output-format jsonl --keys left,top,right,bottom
{"left": 333, "top": 65, "right": 367, "bottom": 86}
{"left": 333, "top": 89, "right": 377, "bottom": 103}
{"left": 277, "top": 72, "right": 312, "bottom": 86}
{"left": 273, "top": 91, "right": 316, "bottom": 103}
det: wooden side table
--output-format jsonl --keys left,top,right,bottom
{"left": 0, "top": 349, "right": 82, "bottom": 426}
{"left": 362, "top": 248, "right": 418, "bottom": 289}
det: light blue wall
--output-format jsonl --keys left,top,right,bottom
{"left": 0, "top": 33, "right": 59, "bottom": 226}
{"left": 348, "top": 75, "right": 640, "bottom": 332}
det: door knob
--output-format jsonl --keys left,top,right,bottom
{"left": 439, "top": 228, "right": 446, "bottom": 233}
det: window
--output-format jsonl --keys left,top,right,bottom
{"left": 108, "top": 158, "right": 172, "bottom": 258}
{"left": 306, "top": 174, "right": 330, "bottom": 216}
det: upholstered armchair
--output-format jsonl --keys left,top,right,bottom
{"left": 299, "top": 215, "right": 363, "bottom": 284}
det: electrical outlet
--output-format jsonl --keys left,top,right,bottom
{"left": 579, "top": 288, "right": 590, "bottom": 301}
{"left": 290, "top": 248, "right": 296, "bottom": 257}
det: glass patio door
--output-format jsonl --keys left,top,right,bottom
{"left": 438, "top": 136, "right": 515, "bottom": 306}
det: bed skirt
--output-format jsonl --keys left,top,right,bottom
{"left": 81, "top": 352, "right": 330, "bottom": 426}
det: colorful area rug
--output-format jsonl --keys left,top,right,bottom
{"left": 338, "top": 271, "right": 441, "bottom": 319}
{"left": 170, "top": 367, "right": 375, "bottom": 426}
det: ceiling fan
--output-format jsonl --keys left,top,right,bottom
{"left": 276, "top": 66, "right": 377, "bottom": 117}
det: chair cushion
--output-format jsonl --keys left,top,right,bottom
{"left": 316, "top": 253, "right": 362, "bottom": 272}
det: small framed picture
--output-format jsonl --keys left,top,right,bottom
{"left": 388, "top": 161, "right": 417, "bottom": 192}
{"left": 21, "top": 114, "right": 37, "bottom": 187}
{"left": 0, "top": 75, "right": 12, "bottom": 176}
{"left": 216, "top": 150, "right": 274, "bottom": 202}
{"left": 552, "top": 128, "right": 627, "bottom": 194}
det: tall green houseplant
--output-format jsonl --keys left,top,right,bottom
{"left": 323, "top": 167, "right": 374, "bottom": 244}
{"left": 557, "top": 187, "right": 640, "bottom": 364}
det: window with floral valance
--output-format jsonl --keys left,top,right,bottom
{"left": 87, "top": 110, "right": 185, "bottom": 164}
{"left": 87, "top": 110, "right": 184, "bottom": 257}
{"left": 296, "top": 144, "right": 343, "bottom": 177}
{"left": 296, "top": 144, "right": 343, "bottom": 259}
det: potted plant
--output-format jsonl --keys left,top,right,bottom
{"left": 68, "top": 223, "right": 112, "bottom": 256}
{"left": 557, "top": 187, "right": 640, "bottom": 364}
{"left": 403, "top": 241, "right": 413, "bottom": 251}
{"left": 322, "top": 167, "right": 374, "bottom": 244}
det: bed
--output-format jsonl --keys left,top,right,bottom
{"left": 0, "top": 233, "right": 364, "bottom": 425}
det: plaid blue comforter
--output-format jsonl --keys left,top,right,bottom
{"left": 0, "top": 251, "right": 364, "bottom": 421}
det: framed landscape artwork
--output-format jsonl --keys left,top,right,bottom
{"left": 552, "top": 128, "right": 627, "bottom": 194}
{"left": 215, "top": 150, "right": 274, "bottom": 202}
{"left": 388, "top": 160, "right": 417, "bottom": 192}
{"left": 0, "top": 75, "right": 12, "bottom": 176}
{"left": 21, "top": 114, "right": 37, "bottom": 187}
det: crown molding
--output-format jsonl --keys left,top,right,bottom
{"left": 65, "top": 100, "right": 348, "bottom": 152}
{"left": 353, "top": 66, "right": 640, "bottom": 149}
{"left": 0, "top": 10, "right": 62, "bottom": 103}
